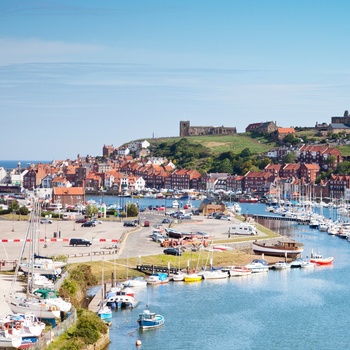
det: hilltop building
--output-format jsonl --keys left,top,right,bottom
{"left": 179, "top": 121, "right": 237, "bottom": 137}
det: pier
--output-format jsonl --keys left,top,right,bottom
{"left": 252, "top": 214, "right": 310, "bottom": 224}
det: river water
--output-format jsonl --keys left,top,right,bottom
{"left": 85, "top": 198, "right": 350, "bottom": 350}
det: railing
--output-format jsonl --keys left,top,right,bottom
{"left": 30, "top": 309, "right": 77, "bottom": 350}
{"left": 136, "top": 264, "right": 179, "bottom": 274}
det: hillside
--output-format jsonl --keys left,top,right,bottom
{"left": 146, "top": 134, "right": 275, "bottom": 156}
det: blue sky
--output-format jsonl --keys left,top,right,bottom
{"left": 1, "top": 0, "right": 350, "bottom": 160}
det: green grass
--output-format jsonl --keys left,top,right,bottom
{"left": 148, "top": 134, "right": 274, "bottom": 156}
{"left": 337, "top": 145, "right": 350, "bottom": 157}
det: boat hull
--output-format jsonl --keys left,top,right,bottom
{"left": 138, "top": 315, "right": 164, "bottom": 329}
{"left": 252, "top": 242, "right": 303, "bottom": 257}
{"left": 310, "top": 257, "right": 334, "bottom": 265}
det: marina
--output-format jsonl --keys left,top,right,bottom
{"left": 102, "top": 202, "right": 350, "bottom": 350}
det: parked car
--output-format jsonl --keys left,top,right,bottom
{"left": 92, "top": 219, "right": 103, "bottom": 224}
{"left": 144, "top": 220, "right": 150, "bottom": 227}
{"left": 192, "top": 209, "right": 200, "bottom": 215}
{"left": 182, "top": 213, "right": 192, "bottom": 219}
{"left": 220, "top": 215, "right": 231, "bottom": 221}
{"left": 75, "top": 218, "right": 87, "bottom": 223}
{"left": 163, "top": 247, "right": 182, "bottom": 256}
{"left": 162, "top": 218, "right": 171, "bottom": 224}
{"left": 123, "top": 221, "right": 137, "bottom": 227}
{"left": 40, "top": 219, "right": 52, "bottom": 224}
{"left": 156, "top": 206, "right": 165, "bottom": 211}
{"left": 69, "top": 238, "right": 92, "bottom": 247}
{"left": 81, "top": 221, "right": 96, "bottom": 227}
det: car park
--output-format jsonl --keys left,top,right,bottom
{"left": 123, "top": 221, "right": 137, "bottom": 227}
{"left": 69, "top": 238, "right": 92, "bottom": 246}
{"left": 40, "top": 219, "right": 52, "bottom": 224}
{"left": 163, "top": 247, "right": 182, "bottom": 256}
{"left": 81, "top": 221, "right": 96, "bottom": 227}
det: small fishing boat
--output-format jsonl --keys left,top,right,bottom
{"left": 137, "top": 306, "right": 165, "bottom": 329}
{"left": 309, "top": 251, "right": 334, "bottom": 265}
{"left": 97, "top": 304, "right": 112, "bottom": 320}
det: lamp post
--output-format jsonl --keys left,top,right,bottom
{"left": 12, "top": 211, "right": 15, "bottom": 232}
{"left": 90, "top": 236, "right": 95, "bottom": 262}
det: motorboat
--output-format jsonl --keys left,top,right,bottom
{"left": 309, "top": 251, "right": 334, "bottom": 265}
{"left": 222, "top": 266, "right": 252, "bottom": 277}
{"left": 146, "top": 273, "right": 169, "bottom": 285}
{"left": 252, "top": 240, "right": 303, "bottom": 258}
{"left": 4, "top": 312, "right": 45, "bottom": 347}
{"left": 273, "top": 261, "right": 290, "bottom": 270}
{"left": 0, "top": 317, "right": 22, "bottom": 349}
{"left": 121, "top": 277, "right": 147, "bottom": 288}
{"left": 290, "top": 258, "right": 314, "bottom": 268}
{"left": 137, "top": 306, "right": 165, "bottom": 329}
{"left": 106, "top": 294, "right": 138, "bottom": 309}
{"left": 245, "top": 259, "right": 269, "bottom": 273}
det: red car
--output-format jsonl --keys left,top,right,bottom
{"left": 156, "top": 206, "right": 165, "bottom": 211}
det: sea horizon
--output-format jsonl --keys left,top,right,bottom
{"left": 0, "top": 160, "right": 50, "bottom": 170}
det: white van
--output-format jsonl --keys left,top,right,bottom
{"left": 228, "top": 223, "right": 257, "bottom": 235}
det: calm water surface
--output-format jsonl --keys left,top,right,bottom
{"left": 99, "top": 201, "right": 350, "bottom": 350}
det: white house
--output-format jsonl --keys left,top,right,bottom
{"left": 0, "top": 167, "right": 8, "bottom": 184}
{"left": 128, "top": 140, "right": 150, "bottom": 151}
{"left": 10, "top": 169, "right": 28, "bottom": 187}
{"left": 116, "top": 147, "right": 130, "bottom": 156}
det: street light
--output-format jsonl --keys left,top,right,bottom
{"left": 90, "top": 236, "right": 95, "bottom": 262}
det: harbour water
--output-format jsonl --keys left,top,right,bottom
{"left": 100, "top": 201, "right": 350, "bottom": 350}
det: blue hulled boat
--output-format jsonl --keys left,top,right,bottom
{"left": 137, "top": 306, "right": 165, "bottom": 329}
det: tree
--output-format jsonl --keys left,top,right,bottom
{"left": 127, "top": 203, "right": 138, "bottom": 217}
{"left": 9, "top": 201, "right": 19, "bottom": 212}
{"left": 240, "top": 148, "right": 251, "bottom": 158}
{"left": 282, "top": 151, "right": 297, "bottom": 164}
{"left": 85, "top": 204, "right": 98, "bottom": 218}
{"left": 325, "top": 155, "right": 337, "bottom": 169}
{"left": 283, "top": 134, "right": 299, "bottom": 145}
{"left": 19, "top": 206, "right": 29, "bottom": 215}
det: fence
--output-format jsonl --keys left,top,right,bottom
{"left": 30, "top": 309, "right": 77, "bottom": 350}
